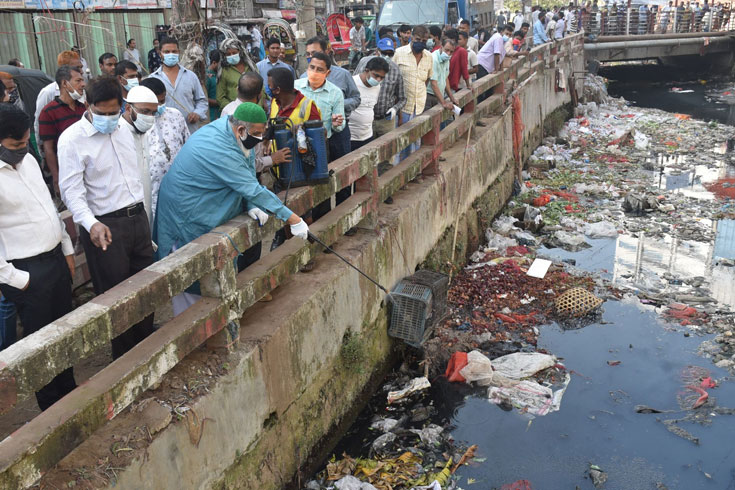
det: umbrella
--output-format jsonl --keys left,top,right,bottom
{"left": 0, "top": 65, "right": 54, "bottom": 120}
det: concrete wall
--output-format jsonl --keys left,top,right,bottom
{"left": 38, "top": 46, "right": 583, "bottom": 490}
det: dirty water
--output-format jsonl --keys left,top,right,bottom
{"left": 305, "top": 77, "right": 735, "bottom": 490}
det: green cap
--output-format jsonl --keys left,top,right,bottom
{"left": 233, "top": 102, "right": 267, "bottom": 124}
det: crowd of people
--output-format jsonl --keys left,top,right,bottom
{"left": 0, "top": 13, "right": 572, "bottom": 411}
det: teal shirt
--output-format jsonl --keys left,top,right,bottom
{"left": 206, "top": 69, "right": 220, "bottom": 121}
{"left": 154, "top": 116, "right": 294, "bottom": 260}
{"left": 427, "top": 50, "right": 450, "bottom": 98}
{"left": 294, "top": 78, "right": 345, "bottom": 138}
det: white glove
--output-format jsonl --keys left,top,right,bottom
{"left": 248, "top": 208, "right": 269, "bottom": 226}
{"left": 290, "top": 218, "right": 309, "bottom": 240}
{"left": 386, "top": 107, "right": 397, "bottom": 120}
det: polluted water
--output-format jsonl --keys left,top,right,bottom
{"left": 302, "top": 75, "right": 735, "bottom": 490}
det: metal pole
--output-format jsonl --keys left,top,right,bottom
{"left": 296, "top": 0, "right": 318, "bottom": 74}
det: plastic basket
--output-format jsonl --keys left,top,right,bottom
{"left": 388, "top": 281, "right": 433, "bottom": 347}
{"left": 407, "top": 270, "right": 449, "bottom": 325}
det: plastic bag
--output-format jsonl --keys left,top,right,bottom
{"left": 634, "top": 130, "right": 649, "bottom": 149}
{"left": 459, "top": 350, "right": 495, "bottom": 386}
{"left": 493, "top": 215, "right": 520, "bottom": 235}
{"left": 486, "top": 229, "right": 518, "bottom": 253}
{"left": 488, "top": 373, "right": 571, "bottom": 417}
{"left": 334, "top": 475, "right": 378, "bottom": 490}
{"left": 584, "top": 221, "right": 618, "bottom": 238}
{"left": 387, "top": 377, "right": 430, "bottom": 403}
{"left": 553, "top": 230, "right": 588, "bottom": 249}
{"left": 491, "top": 352, "right": 557, "bottom": 380}
{"left": 445, "top": 352, "right": 469, "bottom": 382}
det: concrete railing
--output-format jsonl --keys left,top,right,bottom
{"left": 580, "top": 6, "right": 735, "bottom": 37}
{"left": 0, "top": 33, "right": 583, "bottom": 488}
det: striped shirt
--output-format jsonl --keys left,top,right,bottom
{"left": 38, "top": 97, "right": 86, "bottom": 149}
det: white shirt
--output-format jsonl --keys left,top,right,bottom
{"left": 467, "top": 36, "right": 479, "bottom": 54}
{"left": 58, "top": 114, "right": 144, "bottom": 233}
{"left": 221, "top": 98, "right": 245, "bottom": 118}
{"left": 350, "top": 75, "right": 380, "bottom": 141}
{"left": 513, "top": 14, "right": 525, "bottom": 29}
{"left": 554, "top": 18, "right": 566, "bottom": 38}
{"left": 460, "top": 50, "right": 479, "bottom": 89}
{"left": 0, "top": 153, "right": 74, "bottom": 289}
{"left": 34, "top": 82, "right": 59, "bottom": 138}
{"left": 120, "top": 117, "right": 152, "bottom": 226}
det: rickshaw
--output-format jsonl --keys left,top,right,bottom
{"left": 326, "top": 13, "right": 353, "bottom": 62}
{"left": 263, "top": 18, "right": 297, "bottom": 61}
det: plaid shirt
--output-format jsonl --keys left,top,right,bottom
{"left": 294, "top": 78, "right": 345, "bottom": 138}
{"left": 354, "top": 55, "right": 406, "bottom": 119}
{"left": 393, "top": 45, "right": 433, "bottom": 114}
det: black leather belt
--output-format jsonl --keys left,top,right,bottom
{"left": 98, "top": 202, "right": 144, "bottom": 219}
{"left": 9, "top": 243, "right": 62, "bottom": 264}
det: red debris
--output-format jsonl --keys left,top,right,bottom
{"left": 532, "top": 195, "right": 551, "bottom": 207}
{"left": 700, "top": 377, "right": 716, "bottom": 389}
{"left": 445, "top": 352, "right": 468, "bottom": 382}
{"left": 501, "top": 481, "right": 533, "bottom": 490}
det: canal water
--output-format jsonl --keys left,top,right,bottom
{"left": 307, "top": 73, "right": 735, "bottom": 490}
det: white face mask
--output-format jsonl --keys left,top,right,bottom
{"left": 66, "top": 82, "right": 85, "bottom": 103}
{"left": 132, "top": 109, "right": 155, "bottom": 133}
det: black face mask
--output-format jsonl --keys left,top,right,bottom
{"left": 0, "top": 144, "right": 28, "bottom": 165}
{"left": 8, "top": 89, "right": 19, "bottom": 104}
{"left": 241, "top": 133, "right": 263, "bottom": 150}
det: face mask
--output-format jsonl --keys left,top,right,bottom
{"left": 226, "top": 54, "right": 240, "bottom": 65}
{"left": 241, "top": 132, "right": 262, "bottom": 150}
{"left": 381, "top": 54, "right": 393, "bottom": 61}
{"left": 503, "top": 35, "right": 510, "bottom": 42}
{"left": 8, "top": 89, "right": 19, "bottom": 104}
{"left": 426, "top": 38, "right": 436, "bottom": 49}
{"left": 0, "top": 144, "right": 28, "bottom": 165}
{"left": 68, "top": 85, "right": 85, "bottom": 103}
{"left": 307, "top": 70, "right": 327, "bottom": 88}
{"left": 367, "top": 76, "right": 380, "bottom": 87}
{"left": 163, "top": 53, "right": 179, "bottom": 67}
{"left": 123, "top": 77, "right": 139, "bottom": 91}
{"left": 411, "top": 41, "right": 426, "bottom": 53}
{"left": 90, "top": 111, "right": 120, "bottom": 134}
{"left": 132, "top": 109, "right": 155, "bottom": 133}
{"left": 439, "top": 51, "right": 451, "bottom": 61}
{"left": 156, "top": 104, "right": 166, "bottom": 117}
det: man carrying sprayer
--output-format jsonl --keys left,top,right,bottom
{"left": 154, "top": 102, "right": 309, "bottom": 314}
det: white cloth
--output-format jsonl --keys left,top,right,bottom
{"left": 350, "top": 75, "right": 380, "bottom": 142}
{"left": 467, "top": 36, "right": 479, "bottom": 54}
{"left": 34, "top": 82, "right": 59, "bottom": 138}
{"left": 148, "top": 107, "right": 190, "bottom": 223}
{"left": 120, "top": 117, "right": 152, "bottom": 226}
{"left": 221, "top": 98, "right": 244, "bottom": 117}
{"left": 0, "top": 153, "right": 74, "bottom": 288}
{"left": 58, "top": 114, "right": 144, "bottom": 233}
{"left": 80, "top": 57, "right": 90, "bottom": 79}
{"left": 123, "top": 48, "right": 141, "bottom": 67}
{"left": 460, "top": 50, "right": 479, "bottom": 89}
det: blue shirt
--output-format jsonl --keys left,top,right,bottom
{"left": 427, "top": 50, "right": 451, "bottom": 97}
{"left": 256, "top": 58, "right": 296, "bottom": 97}
{"left": 300, "top": 64, "right": 360, "bottom": 118}
{"left": 154, "top": 116, "right": 294, "bottom": 260}
{"left": 150, "top": 65, "right": 209, "bottom": 134}
{"left": 294, "top": 78, "right": 345, "bottom": 138}
{"left": 533, "top": 20, "right": 550, "bottom": 45}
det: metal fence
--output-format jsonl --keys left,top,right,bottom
{"left": 0, "top": 10, "right": 166, "bottom": 76}
{"left": 0, "top": 34, "right": 584, "bottom": 488}
{"left": 576, "top": 5, "right": 734, "bottom": 36}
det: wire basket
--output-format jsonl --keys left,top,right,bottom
{"left": 388, "top": 281, "right": 433, "bottom": 347}
{"left": 555, "top": 287, "right": 604, "bottom": 317}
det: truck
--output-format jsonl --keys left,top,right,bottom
{"left": 376, "top": 0, "right": 468, "bottom": 32}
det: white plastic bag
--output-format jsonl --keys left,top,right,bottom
{"left": 334, "top": 475, "right": 378, "bottom": 490}
{"left": 493, "top": 215, "right": 520, "bottom": 235}
{"left": 584, "top": 221, "right": 618, "bottom": 238}
{"left": 491, "top": 352, "right": 557, "bottom": 380}
{"left": 633, "top": 130, "right": 649, "bottom": 149}
{"left": 459, "top": 350, "right": 495, "bottom": 386}
{"left": 485, "top": 229, "right": 518, "bottom": 253}
{"left": 488, "top": 374, "right": 570, "bottom": 417}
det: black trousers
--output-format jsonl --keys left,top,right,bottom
{"left": 79, "top": 210, "right": 154, "bottom": 359}
{"left": 0, "top": 245, "right": 77, "bottom": 410}
{"left": 315, "top": 125, "right": 353, "bottom": 221}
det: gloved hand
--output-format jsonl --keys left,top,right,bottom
{"left": 386, "top": 107, "right": 397, "bottom": 120}
{"left": 290, "top": 218, "right": 309, "bottom": 240}
{"left": 248, "top": 208, "right": 269, "bottom": 226}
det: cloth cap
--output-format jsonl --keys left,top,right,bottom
{"left": 377, "top": 38, "right": 395, "bottom": 51}
{"left": 124, "top": 86, "right": 158, "bottom": 104}
{"left": 233, "top": 102, "right": 267, "bottom": 124}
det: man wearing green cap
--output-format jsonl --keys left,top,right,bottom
{"left": 154, "top": 102, "right": 308, "bottom": 313}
